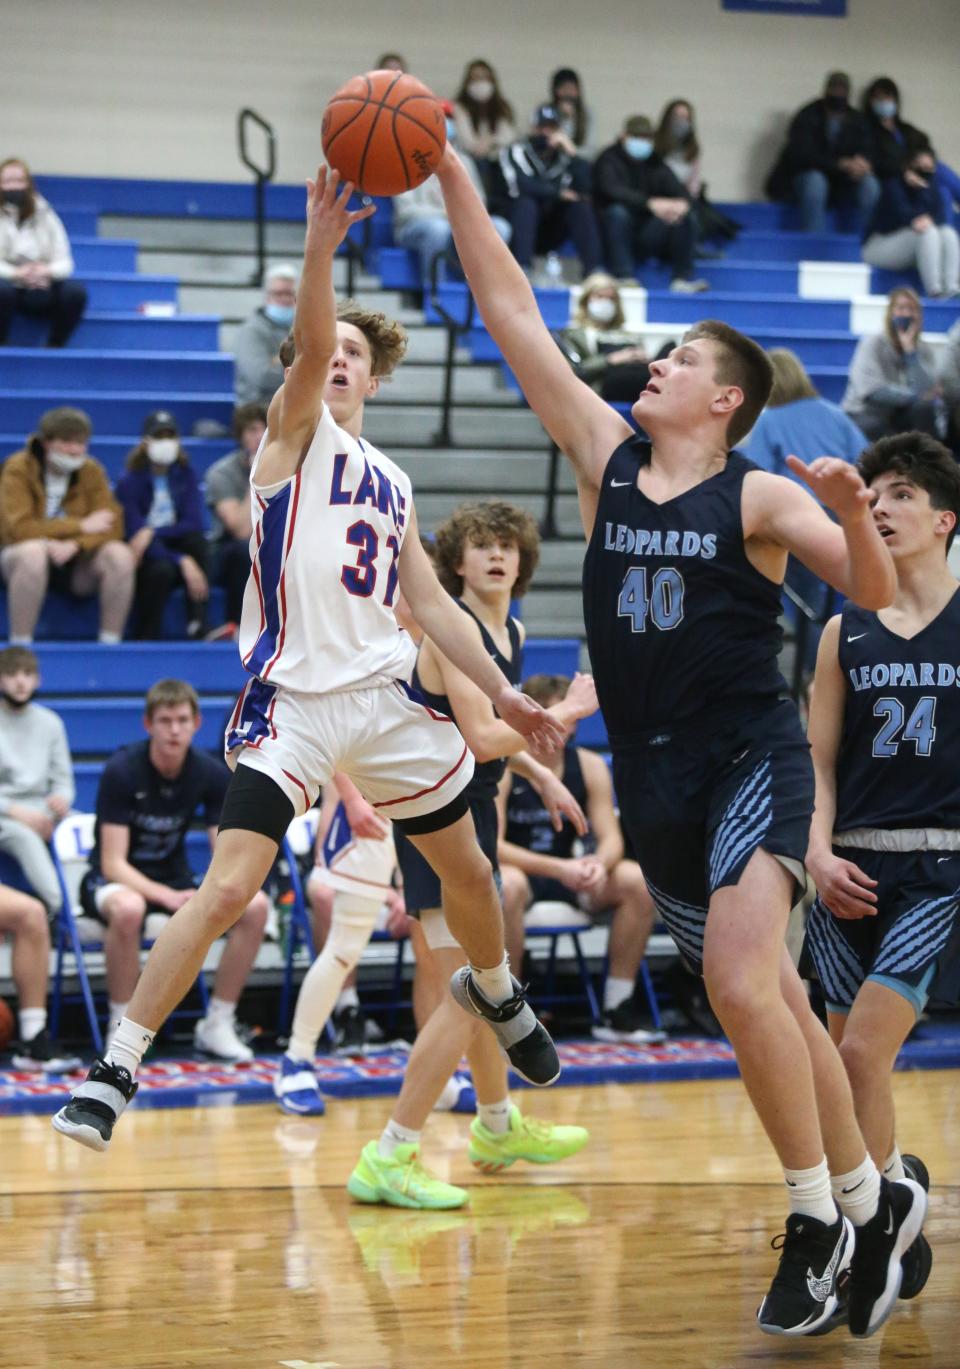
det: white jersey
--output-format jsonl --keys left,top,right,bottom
{"left": 238, "top": 403, "right": 414, "bottom": 694}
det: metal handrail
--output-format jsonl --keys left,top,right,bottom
{"left": 237, "top": 107, "right": 276, "bottom": 286}
{"left": 429, "top": 254, "right": 476, "bottom": 447}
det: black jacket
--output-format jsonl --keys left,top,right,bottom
{"left": 862, "top": 113, "right": 931, "bottom": 181}
{"left": 765, "top": 98, "right": 874, "bottom": 200}
{"left": 592, "top": 143, "right": 688, "bottom": 216}
{"left": 495, "top": 140, "right": 594, "bottom": 204}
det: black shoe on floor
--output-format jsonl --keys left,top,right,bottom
{"left": 900, "top": 1154, "right": 933, "bottom": 1300}
{"left": 848, "top": 1177, "right": 927, "bottom": 1337}
{"left": 591, "top": 999, "right": 667, "bottom": 1044}
{"left": 51, "top": 1057, "right": 139, "bottom": 1153}
{"left": 12, "top": 1029, "right": 82, "bottom": 1074}
{"left": 449, "top": 968, "right": 560, "bottom": 1086}
{"left": 757, "top": 1210, "right": 854, "bottom": 1336}
{"left": 332, "top": 1005, "right": 368, "bottom": 1055}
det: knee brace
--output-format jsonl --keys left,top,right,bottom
{"left": 325, "top": 894, "right": 382, "bottom": 971}
{"left": 419, "top": 905, "right": 462, "bottom": 952}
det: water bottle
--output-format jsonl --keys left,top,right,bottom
{"left": 544, "top": 251, "right": 563, "bottom": 287}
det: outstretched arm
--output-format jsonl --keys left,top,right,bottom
{"left": 435, "top": 147, "right": 629, "bottom": 522}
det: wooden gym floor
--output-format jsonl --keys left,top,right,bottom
{"left": 1, "top": 1070, "right": 958, "bottom": 1369}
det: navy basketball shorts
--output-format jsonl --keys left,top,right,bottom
{"left": 804, "top": 847, "right": 960, "bottom": 1017}
{"left": 612, "top": 698, "right": 814, "bottom": 976}
{"left": 79, "top": 867, "right": 200, "bottom": 925}
{"left": 394, "top": 792, "right": 500, "bottom": 917}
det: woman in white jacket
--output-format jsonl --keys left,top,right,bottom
{"left": 0, "top": 158, "right": 87, "bottom": 347}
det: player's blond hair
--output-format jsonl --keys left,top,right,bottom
{"left": 278, "top": 300, "right": 407, "bottom": 377}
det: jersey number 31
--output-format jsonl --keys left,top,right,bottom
{"left": 618, "top": 566, "right": 685, "bottom": 633}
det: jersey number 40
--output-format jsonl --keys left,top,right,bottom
{"left": 618, "top": 566, "right": 685, "bottom": 633}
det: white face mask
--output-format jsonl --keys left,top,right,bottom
{"left": 146, "top": 438, "right": 179, "bottom": 466}
{"left": 586, "top": 297, "right": 617, "bottom": 325}
{"left": 46, "top": 447, "right": 87, "bottom": 475}
{"left": 467, "top": 79, "right": 495, "bottom": 103}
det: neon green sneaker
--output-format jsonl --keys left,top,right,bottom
{"left": 346, "top": 1140, "right": 469, "bottom": 1210}
{"left": 468, "top": 1106, "right": 590, "bottom": 1173}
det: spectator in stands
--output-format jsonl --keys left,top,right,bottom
{"left": 555, "top": 273, "right": 673, "bottom": 403}
{"left": 861, "top": 143, "right": 960, "bottom": 300}
{"left": 746, "top": 349, "right": 868, "bottom": 477}
{"left": 115, "top": 411, "right": 210, "bottom": 641}
{"left": 0, "top": 884, "right": 80, "bottom": 1071}
{"left": 376, "top": 53, "right": 406, "bottom": 73}
{"left": 594, "top": 115, "right": 707, "bottom": 292}
{"left": 861, "top": 76, "right": 932, "bottom": 182}
{"left": 549, "top": 68, "right": 592, "bottom": 155}
{"left": 79, "top": 678, "right": 270, "bottom": 1060}
{"left": 654, "top": 99, "right": 740, "bottom": 250}
{"left": 203, "top": 403, "right": 263, "bottom": 641}
{"left": 938, "top": 319, "right": 960, "bottom": 453}
{"left": 452, "top": 59, "right": 517, "bottom": 192}
{"left": 497, "top": 673, "right": 662, "bottom": 1044}
{"left": 393, "top": 102, "right": 512, "bottom": 291}
{"left": 497, "top": 104, "right": 602, "bottom": 279}
{"left": 764, "top": 72, "right": 879, "bottom": 234}
{"left": 842, "top": 287, "right": 945, "bottom": 441}
{"left": 233, "top": 264, "right": 298, "bottom": 406}
{"left": 0, "top": 408, "right": 134, "bottom": 644}
{"left": 0, "top": 157, "right": 87, "bottom": 348}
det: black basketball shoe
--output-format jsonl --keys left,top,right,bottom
{"left": 900, "top": 1154, "right": 933, "bottom": 1301}
{"left": 848, "top": 1176, "right": 927, "bottom": 1337}
{"left": 51, "top": 1057, "right": 139, "bottom": 1153}
{"left": 757, "top": 1210, "right": 854, "bottom": 1336}
{"left": 332, "top": 1005, "right": 368, "bottom": 1055}
{"left": 449, "top": 968, "right": 560, "bottom": 1086}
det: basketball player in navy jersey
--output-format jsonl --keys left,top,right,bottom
{"left": 804, "top": 432, "right": 960, "bottom": 1316}
{"left": 436, "top": 144, "right": 926, "bottom": 1339}
{"left": 53, "top": 167, "right": 566, "bottom": 1160}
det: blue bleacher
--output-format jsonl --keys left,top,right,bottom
{"left": 1, "top": 349, "right": 232, "bottom": 393}
{"left": 68, "top": 273, "right": 179, "bottom": 310}
{"left": 8, "top": 313, "right": 220, "bottom": 351}
{"left": 0, "top": 392, "right": 234, "bottom": 435}
{"left": 70, "top": 239, "right": 139, "bottom": 273}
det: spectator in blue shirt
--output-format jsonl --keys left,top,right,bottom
{"left": 861, "top": 145, "right": 960, "bottom": 298}
{"left": 115, "top": 411, "right": 209, "bottom": 640}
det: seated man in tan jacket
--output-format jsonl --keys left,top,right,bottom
{"left": 0, "top": 407, "right": 135, "bottom": 643}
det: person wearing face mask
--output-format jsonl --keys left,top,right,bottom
{"left": 233, "top": 264, "right": 299, "bottom": 406}
{"left": 203, "top": 402, "right": 266, "bottom": 641}
{"left": 842, "top": 288, "right": 943, "bottom": 442}
{"left": 654, "top": 99, "right": 740, "bottom": 251}
{"left": 549, "top": 68, "right": 592, "bottom": 156}
{"left": 0, "top": 157, "right": 87, "bottom": 347}
{"left": 861, "top": 147, "right": 960, "bottom": 301}
{"left": 114, "top": 412, "right": 210, "bottom": 640}
{"left": 392, "top": 101, "right": 512, "bottom": 293}
{"left": 496, "top": 105, "right": 602, "bottom": 279}
{"left": 765, "top": 73, "right": 879, "bottom": 234}
{"left": 452, "top": 59, "right": 518, "bottom": 195}
{"left": 556, "top": 273, "right": 675, "bottom": 403}
{"left": 593, "top": 115, "right": 707, "bottom": 292}
{"left": 0, "top": 408, "right": 133, "bottom": 644}
{"left": 861, "top": 77, "right": 931, "bottom": 183}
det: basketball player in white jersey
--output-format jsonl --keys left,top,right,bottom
{"left": 53, "top": 167, "right": 565, "bottom": 1153}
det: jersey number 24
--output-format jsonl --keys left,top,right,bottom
{"left": 618, "top": 566, "right": 685, "bottom": 633}
{"left": 872, "top": 695, "right": 937, "bottom": 758}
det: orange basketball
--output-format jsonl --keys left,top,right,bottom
{"left": 322, "top": 70, "right": 447, "bottom": 197}
{"left": 0, "top": 999, "right": 14, "bottom": 1051}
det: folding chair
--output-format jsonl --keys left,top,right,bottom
{"left": 48, "top": 812, "right": 210, "bottom": 1054}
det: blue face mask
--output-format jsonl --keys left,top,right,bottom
{"left": 872, "top": 99, "right": 897, "bottom": 120}
{"left": 265, "top": 303, "right": 295, "bottom": 327}
{"left": 445, "top": 119, "right": 457, "bottom": 143}
{"left": 624, "top": 137, "right": 653, "bottom": 161}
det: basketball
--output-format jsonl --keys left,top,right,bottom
{"left": 0, "top": 998, "right": 14, "bottom": 1051}
{"left": 321, "top": 70, "right": 447, "bottom": 197}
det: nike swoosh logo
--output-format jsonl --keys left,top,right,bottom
{"left": 610, "top": 479, "right": 634, "bottom": 488}
{"left": 806, "top": 1231, "right": 846, "bottom": 1302}
{"left": 884, "top": 1211, "right": 895, "bottom": 1236}
{"left": 846, "top": 633, "right": 867, "bottom": 642}
{"left": 937, "top": 856, "right": 950, "bottom": 863}
{"left": 841, "top": 1178, "right": 865, "bottom": 1194}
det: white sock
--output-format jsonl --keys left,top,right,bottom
{"left": 883, "top": 1146, "right": 906, "bottom": 1182}
{"left": 106, "top": 1016, "right": 155, "bottom": 1080}
{"left": 289, "top": 897, "right": 379, "bottom": 1061}
{"left": 470, "top": 954, "right": 513, "bottom": 1005}
{"left": 378, "top": 1118, "right": 421, "bottom": 1158}
{"left": 9, "top": 636, "right": 32, "bottom": 646}
{"left": 603, "top": 976, "right": 634, "bottom": 1012}
{"left": 205, "top": 996, "right": 236, "bottom": 1024}
{"left": 433, "top": 1075, "right": 462, "bottom": 1112}
{"left": 98, "top": 630, "right": 121, "bottom": 644}
{"left": 335, "top": 985, "right": 360, "bottom": 1012}
{"left": 477, "top": 1098, "right": 512, "bottom": 1135}
{"left": 831, "top": 1154, "right": 882, "bottom": 1226}
{"left": 783, "top": 1158, "right": 838, "bottom": 1226}
{"left": 107, "top": 1001, "right": 129, "bottom": 1041}
{"left": 19, "top": 1007, "right": 46, "bottom": 1042}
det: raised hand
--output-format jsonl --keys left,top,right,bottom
{"left": 305, "top": 166, "right": 376, "bottom": 256}
{"left": 784, "top": 455, "right": 873, "bottom": 522}
{"left": 496, "top": 685, "right": 565, "bottom": 758}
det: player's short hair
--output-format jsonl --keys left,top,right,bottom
{"left": 145, "top": 678, "right": 200, "bottom": 720}
{"left": 766, "top": 349, "right": 818, "bottom": 407}
{"left": 0, "top": 645, "right": 39, "bottom": 677}
{"left": 434, "top": 501, "right": 541, "bottom": 599}
{"left": 522, "top": 673, "right": 570, "bottom": 706}
{"left": 681, "top": 321, "right": 773, "bottom": 448}
{"left": 859, "top": 432, "right": 960, "bottom": 552}
{"left": 278, "top": 300, "right": 408, "bottom": 377}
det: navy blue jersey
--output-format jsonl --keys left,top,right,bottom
{"left": 506, "top": 746, "right": 588, "bottom": 859}
{"left": 581, "top": 438, "right": 786, "bottom": 740}
{"left": 835, "top": 591, "right": 960, "bottom": 831}
{"left": 413, "top": 599, "right": 522, "bottom": 799}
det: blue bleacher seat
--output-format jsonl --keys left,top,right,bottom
{"left": 7, "top": 314, "right": 221, "bottom": 352}
{"left": 70, "top": 274, "right": 179, "bottom": 310}
{"left": 1, "top": 349, "right": 233, "bottom": 394}
{"left": 70, "top": 239, "right": 139, "bottom": 273}
{"left": 0, "top": 392, "right": 234, "bottom": 435}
